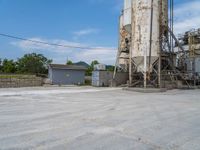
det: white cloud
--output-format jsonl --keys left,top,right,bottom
{"left": 72, "top": 28, "right": 100, "bottom": 41}
{"left": 73, "top": 28, "right": 99, "bottom": 37}
{"left": 11, "top": 38, "right": 84, "bottom": 54}
{"left": 11, "top": 38, "right": 117, "bottom": 65}
{"left": 174, "top": 1, "right": 200, "bottom": 34}
{"left": 74, "top": 47, "right": 117, "bottom": 65}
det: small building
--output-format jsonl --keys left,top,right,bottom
{"left": 94, "top": 64, "right": 106, "bottom": 71}
{"left": 92, "top": 71, "right": 113, "bottom": 87}
{"left": 92, "top": 71, "right": 128, "bottom": 87}
{"left": 48, "top": 64, "right": 86, "bottom": 85}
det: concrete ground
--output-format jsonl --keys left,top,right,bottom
{"left": 0, "top": 87, "right": 200, "bottom": 150}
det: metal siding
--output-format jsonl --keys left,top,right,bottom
{"left": 92, "top": 71, "right": 100, "bottom": 86}
{"left": 92, "top": 71, "right": 129, "bottom": 87}
{"left": 51, "top": 69, "right": 85, "bottom": 85}
{"left": 99, "top": 71, "right": 113, "bottom": 86}
{"left": 92, "top": 71, "right": 113, "bottom": 87}
{"left": 48, "top": 68, "right": 53, "bottom": 84}
{"left": 195, "top": 57, "right": 200, "bottom": 73}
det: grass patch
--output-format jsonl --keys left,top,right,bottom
{"left": 0, "top": 75, "right": 37, "bottom": 79}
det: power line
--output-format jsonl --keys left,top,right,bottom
{"left": 0, "top": 33, "right": 116, "bottom": 51}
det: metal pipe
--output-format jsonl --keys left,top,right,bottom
{"left": 129, "top": 1, "right": 133, "bottom": 86}
{"left": 144, "top": 46, "right": 147, "bottom": 88}
{"left": 113, "top": 15, "right": 122, "bottom": 81}
{"left": 171, "top": 0, "right": 174, "bottom": 68}
{"left": 158, "top": 0, "right": 163, "bottom": 88}
{"left": 148, "top": 0, "right": 154, "bottom": 81}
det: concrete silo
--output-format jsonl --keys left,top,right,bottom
{"left": 131, "top": 0, "right": 169, "bottom": 87}
{"left": 115, "top": 0, "right": 200, "bottom": 88}
{"left": 115, "top": 0, "right": 169, "bottom": 88}
{"left": 117, "top": 0, "right": 132, "bottom": 72}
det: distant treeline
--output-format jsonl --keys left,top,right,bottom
{"left": 67, "top": 60, "right": 115, "bottom": 76}
{"left": 0, "top": 53, "right": 52, "bottom": 75}
{"left": 0, "top": 53, "right": 115, "bottom": 76}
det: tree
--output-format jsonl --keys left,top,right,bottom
{"left": 86, "top": 60, "right": 100, "bottom": 76}
{"left": 66, "top": 60, "right": 73, "bottom": 65}
{"left": 1, "top": 59, "right": 17, "bottom": 73}
{"left": 91, "top": 60, "right": 99, "bottom": 69}
{"left": 0, "top": 59, "right": 2, "bottom": 72}
{"left": 106, "top": 65, "right": 115, "bottom": 72}
{"left": 16, "top": 53, "right": 52, "bottom": 74}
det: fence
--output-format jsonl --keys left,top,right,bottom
{"left": 0, "top": 75, "right": 43, "bottom": 88}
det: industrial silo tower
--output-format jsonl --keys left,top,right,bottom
{"left": 115, "top": 0, "right": 176, "bottom": 88}
{"left": 114, "top": 0, "right": 200, "bottom": 88}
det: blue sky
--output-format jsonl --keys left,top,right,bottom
{"left": 0, "top": 0, "right": 199, "bottom": 65}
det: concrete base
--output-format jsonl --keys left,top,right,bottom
{"left": 123, "top": 87, "right": 167, "bottom": 93}
{"left": 0, "top": 87, "right": 200, "bottom": 149}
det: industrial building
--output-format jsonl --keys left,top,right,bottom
{"left": 114, "top": 0, "right": 200, "bottom": 89}
{"left": 175, "top": 29, "right": 200, "bottom": 82}
{"left": 48, "top": 64, "right": 86, "bottom": 85}
{"left": 92, "top": 71, "right": 128, "bottom": 87}
{"left": 92, "top": 64, "right": 128, "bottom": 87}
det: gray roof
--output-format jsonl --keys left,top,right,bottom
{"left": 49, "top": 64, "right": 87, "bottom": 70}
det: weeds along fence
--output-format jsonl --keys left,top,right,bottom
{"left": 0, "top": 74, "right": 43, "bottom": 88}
